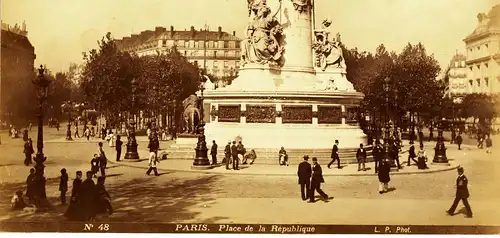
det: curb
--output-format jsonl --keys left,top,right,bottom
{"left": 107, "top": 159, "right": 459, "bottom": 177}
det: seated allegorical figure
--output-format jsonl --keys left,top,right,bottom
{"left": 279, "top": 146, "right": 289, "bottom": 166}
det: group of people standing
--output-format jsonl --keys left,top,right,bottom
{"left": 222, "top": 140, "right": 255, "bottom": 170}
{"left": 64, "top": 171, "right": 113, "bottom": 221}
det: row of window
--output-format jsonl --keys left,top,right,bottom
{"left": 191, "top": 60, "right": 240, "bottom": 68}
{"left": 469, "top": 62, "right": 489, "bottom": 71}
{"left": 162, "top": 39, "right": 240, "bottom": 49}
{"left": 180, "top": 50, "right": 241, "bottom": 58}
{"left": 468, "top": 43, "right": 489, "bottom": 52}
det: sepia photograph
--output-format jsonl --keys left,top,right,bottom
{"left": 0, "top": 0, "right": 499, "bottom": 235}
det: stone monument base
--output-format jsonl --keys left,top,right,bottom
{"left": 204, "top": 122, "right": 366, "bottom": 149}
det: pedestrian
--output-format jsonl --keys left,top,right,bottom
{"left": 91, "top": 154, "right": 100, "bottom": 178}
{"left": 418, "top": 129, "right": 424, "bottom": 145}
{"left": 456, "top": 133, "right": 463, "bottom": 150}
{"left": 477, "top": 132, "right": 484, "bottom": 149}
{"left": 416, "top": 144, "right": 428, "bottom": 169}
{"left": 391, "top": 141, "right": 401, "bottom": 169}
{"left": 115, "top": 135, "right": 123, "bottom": 161}
{"left": 91, "top": 126, "right": 96, "bottom": 138}
{"left": 97, "top": 142, "right": 107, "bottom": 177}
{"left": 74, "top": 122, "right": 80, "bottom": 138}
{"left": 224, "top": 141, "right": 231, "bottom": 170}
{"left": 309, "top": 157, "right": 329, "bottom": 203}
{"left": 85, "top": 127, "right": 91, "bottom": 141}
{"left": 356, "top": 143, "right": 367, "bottom": 171}
{"left": 95, "top": 176, "right": 113, "bottom": 215}
{"left": 278, "top": 146, "right": 288, "bottom": 166}
{"left": 373, "top": 140, "right": 383, "bottom": 173}
{"left": 485, "top": 135, "right": 492, "bottom": 153}
{"left": 59, "top": 168, "right": 68, "bottom": 205}
{"left": 231, "top": 141, "right": 239, "bottom": 170}
{"left": 211, "top": 140, "right": 218, "bottom": 165}
{"left": 26, "top": 168, "right": 36, "bottom": 203}
{"left": 64, "top": 171, "right": 83, "bottom": 221}
{"left": 237, "top": 141, "right": 245, "bottom": 165}
{"left": 56, "top": 121, "right": 60, "bottom": 131}
{"left": 23, "top": 139, "right": 34, "bottom": 166}
{"left": 377, "top": 159, "right": 391, "bottom": 194}
{"left": 246, "top": 149, "right": 257, "bottom": 165}
{"left": 407, "top": 141, "right": 418, "bottom": 166}
{"left": 28, "top": 122, "right": 32, "bottom": 132}
{"left": 146, "top": 151, "right": 160, "bottom": 176}
{"left": 80, "top": 171, "right": 97, "bottom": 221}
{"left": 297, "top": 155, "right": 312, "bottom": 201}
{"left": 328, "top": 139, "right": 341, "bottom": 169}
{"left": 447, "top": 167, "right": 473, "bottom": 218}
{"left": 100, "top": 125, "right": 106, "bottom": 140}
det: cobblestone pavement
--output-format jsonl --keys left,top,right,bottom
{"left": 0, "top": 128, "right": 498, "bottom": 225}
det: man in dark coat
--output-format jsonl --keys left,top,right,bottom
{"left": 309, "top": 157, "right": 329, "bottom": 203}
{"left": 59, "top": 168, "right": 69, "bottom": 204}
{"left": 224, "top": 141, "right": 231, "bottom": 169}
{"left": 211, "top": 140, "right": 218, "bottom": 165}
{"left": 456, "top": 133, "right": 463, "bottom": 150}
{"left": 65, "top": 171, "right": 82, "bottom": 221}
{"left": 80, "top": 171, "right": 97, "bottom": 221}
{"left": 328, "top": 140, "right": 341, "bottom": 169}
{"left": 373, "top": 140, "right": 383, "bottom": 173}
{"left": 97, "top": 142, "right": 107, "bottom": 177}
{"left": 447, "top": 167, "right": 473, "bottom": 218}
{"left": 115, "top": 135, "right": 123, "bottom": 161}
{"left": 390, "top": 142, "right": 401, "bottom": 169}
{"left": 297, "top": 155, "right": 312, "bottom": 201}
{"left": 23, "top": 139, "right": 34, "bottom": 166}
{"left": 26, "top": 168, "right": 36, "bottom": 203}
{"left": 231, "top": 141, "right": 239, "bottom": 170}
{"left": 407, "top": 142, "right": 418, "bottom": 166}
{"left": 356, "top": 143, "right": 367, "bottom": 171}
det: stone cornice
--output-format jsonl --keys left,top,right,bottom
{"left": 465, "top": 56, "right": 492, "bottom": 65}
{"left": 464, "top": 30, "right": 500, "bottom": 43}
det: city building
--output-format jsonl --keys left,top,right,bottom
{"left": 463, "top": 4, "right": 500, "bottom": 94}
{"left": 443, "top": 53, "right": 468, "bottom": 96}
{"left": 115, "top": 26, "right": 242, "bottom": 79}
{"left": 0, "top": 21, "right": 36, "bottom": 121}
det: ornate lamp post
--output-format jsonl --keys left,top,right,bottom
{"left": 125, "top": 78, "right": 139, "bottom": 160}
{"left": 433, "top": 116, "right": 449, "bottom": 164}
{"left": 61, "top": 101, "right": 73, "bottom": 141}
{"left": 383, "top": 77, "right": 392, "bottom": 160}
{"left": 32, "top": 65, "right": 51, "bottom": 208}
{"left": 192, "top": 77, "right": 210, "bottom": 168}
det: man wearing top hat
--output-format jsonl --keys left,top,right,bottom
{"left": 447, "top": 166, "right": 473, "bottom": 218}
{"left": 297, "top": 155, "right": 312, "bottom": 201}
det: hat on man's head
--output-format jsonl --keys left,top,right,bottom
{"left": 312, "top": 157, "right": 318, "bottom": 161}
{"left": 303, "top": 155, "right": 309, "bottom": 160}
{"left": 457, "top": 166, "right": 464, "bottom": 172}
{"left": 335, "top": 139, "right": 339, "bottom": 143}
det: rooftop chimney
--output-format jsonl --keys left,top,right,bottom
{"left": 170, "top": 26, "right": 174, "bottom": 37}
{"left": 233, "top": 31, "right": 236, "bottom": 36}
{"left": 218, "top": 26, "right": 222, "bottom": 39}
{"left": 155, "top": 26, "right": 166, "bottom": 37}
{"left": 190, "top": 26, "right": 196, "bottom": 37}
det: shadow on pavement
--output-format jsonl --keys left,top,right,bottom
{"left": 0, "top": 175, "right": 225, "bottom": 223}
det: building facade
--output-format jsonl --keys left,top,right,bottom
{"left": 444, "top": 54, "right": 468, "bottom": 96}
{"left": 116, "top": 26, "right": 242, "bottom": 78}
{"left": 463, "top": 4, "right": 500, "bottom": 94}
{"left": 0, "top": 21, "right": 36, "bottom": 122}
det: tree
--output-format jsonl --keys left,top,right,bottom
{"left": 80, "top": 32, "right": 137, "bottom": 122}
{"left": 462, "top": 93, "right": 496, "bottom": 126}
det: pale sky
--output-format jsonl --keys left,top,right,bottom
{"left": 2, "top": 0, "right": 498, "bottom": 72}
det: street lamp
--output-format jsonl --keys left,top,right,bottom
{"left": 125, "top": 78, "right": 139, "bottom": 160}
{"left": 192, "top": 76, "right": 210, "bottom": 168}
{"left": 433, "top": 116, "right": 449, "bottom": 164}
{"left": 61, "top": 101, "right": 73, "bottom": 141}
{"left": 31, "top": 65, "right": 51, "bottom": 208}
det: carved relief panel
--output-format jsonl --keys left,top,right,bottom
{"left": 318, "top": 106, "right": 342, "bottom": 124}
{"left": 246, "top": 105, "right": 276, "bottom": 123}
{"left": 218, "top": 105, "right": 241, "bottom": 122}
{"left": 282, "top": 105, "right": 312, "bottom": 124}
